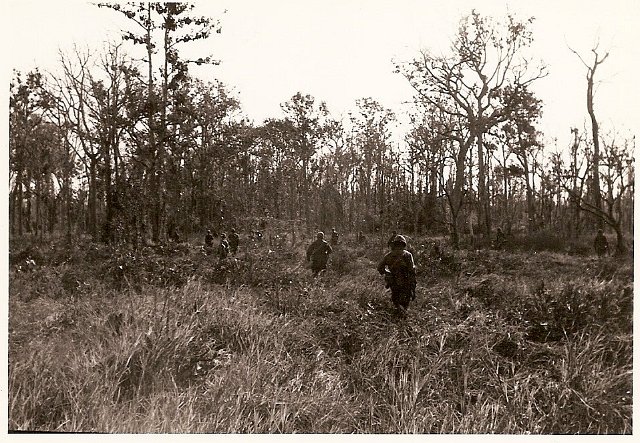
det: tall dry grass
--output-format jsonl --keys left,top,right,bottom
{"left": 8, "top": 236, "right": 633, "bottom": 433}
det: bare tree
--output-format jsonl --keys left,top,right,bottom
{"left": 398, "top": 10, "right": 547, "bottom": 239}
{"left": 568, "top": 43, "right": 609, "bottom": 230}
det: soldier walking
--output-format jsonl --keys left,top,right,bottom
{"left": 377, "top": 235, "right": 417, "bottom": 314}
{"left": 495, "top": 227, "right": 506, "bottom": 250}
{"left": 229, "top": 228, "right": 240, "bottom": 254}
{"left": 594, "top": 229, "right": 609, "bottom": 257}
{"left": 218, "top": 233, "right": 230, "bottom": 260}
{"left": 204, "top": 229, "right": 214, "bottom": 255}
{"left": 331, "top": 228, "right": 339, "bottom": 246}
{"left": 306, "top": 232, "right": 333, "bottom": 277}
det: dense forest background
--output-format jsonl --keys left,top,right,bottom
{"left": 9, "top": 3, "right": 634, "bottom": 251}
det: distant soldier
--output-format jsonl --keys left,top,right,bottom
{"left": 357, "top": 231, "right": 366, "bottom": 244}
{"left": 377, "top": 235, "right": 417, "bottom": 313}
{"left": 218, "top": 233, "right": 230, "bottom": 260}
{"left": 229, "top": 228, "right": 240, "bottom": 254}
{"left": 168, "top": 225, "right": 180, "bottom": 243}
{"left": 204, "top": 229, "right": 214, "bottom": 255}
{"left": 495, "top": 227, "right": 506, "bottom": 250}
{"left": 306, "top": 231, "right": 333, "bottom": 277}
{"left": 331, "top": 227, "right": 339, "bottom": 246}
{"left": 593, "top": 229, "right": 609, "bottom": 257}
{"left": 387, "top": 230, "right": 398, "bottom": 248}
{"left": 431, "top": 242, "right": 442, "bottom": 259}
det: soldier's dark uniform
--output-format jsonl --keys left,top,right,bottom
{"left": 331, "top": 228, "right": 339, "bottom": 246}
{"left": 218, "top": 233, "right": 230, "bottom": 260}
{"left": 204, "top": 230, "right": 214, "bottom": 255}
{"left": 594, "top": 229, "right": 609, "bottom": 257}
{"left": 495, "top": 228, "right": 506, "bottom": 250}
{"left": 307, "top": 232, "right": 333, "bottom": 276}
{"left": 168, "top": 225, "right": 180, "bottom": 243}
{"left": 229, "top": 228, "right": 239, "bottom": 254}
{"left": 377, "top": 235, "right": 417, "bottom": 312}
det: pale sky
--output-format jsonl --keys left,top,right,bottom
{"left": 3, "top": 0, "right": 640, "bottom": 150}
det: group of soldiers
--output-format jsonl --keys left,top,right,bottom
{"left": 197, "top": 224, "right": 612, "bottom": 315}
{"left": 204, "top": 228, "right": 240, "bottom": 259}
{"left": 305, "top": 226, "right": 612, "bottom": 314}
{"left": 305, "top": 228, "right": 417, "bottom": 314}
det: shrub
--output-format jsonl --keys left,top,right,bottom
{"left": 510, "top": 230, "right": 567, "bottom": 253}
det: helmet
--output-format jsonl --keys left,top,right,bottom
{"left": 317, "top": 231, "right": 325, "bottom": 239}
{"left": 392, "top": 235, "right": 407, "bottom": 247}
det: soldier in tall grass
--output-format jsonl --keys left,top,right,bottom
{"left": 331, "top": 228, "right": 339, "bottom": 246}
{"left": 228, "top": 228, "right": 239, "bottom": 254}
{"left": 593, "top": 229, "right": 609, "bottom": 257}
{"left": 377, "top": 235, "right": 417, "bottom": 313}
{"left": 306, "top": 232, "right": 333, "bottom": 276}
{"left": 218, "top": 233, "right": 230, "bottom": 260}
{"left": 495, "top": 227, "right": 506, "bottom": 250}
{"left": 204, "top": 229, "right": 214, "bottom": 255}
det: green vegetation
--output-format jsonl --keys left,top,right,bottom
{"left": 8, "top": 235, "right": 632, "bottom": 433}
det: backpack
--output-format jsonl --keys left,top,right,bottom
{"left": 387, "top": 252, "right": 415, "bottom": 291}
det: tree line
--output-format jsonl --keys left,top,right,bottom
{"left": 9, "top": 4, "right": 634, "bottom": 253}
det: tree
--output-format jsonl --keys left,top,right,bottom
{"left": 495, "top": 86, "right": 543, "bottom": 233}
{"left": 404, "top": 108, "right": 448, "bottom": 234}
{"left": 566, "top": 132, "right": 633, "bottom": 255}
{"left": 88, "top": 44, "right": 133, "bottom": 243}
{"left": 349, "top": 98, "right": 396, "bottom": 226}
{"left": 280, "top": 92, "right": 330, "bottom": 223}
{"left": 569, "top": 43, "right": 609, "bottom": 230}
{"left": 57, "top": 46, "right": 136, "bottom": 242}
{"left": 184, "top": 79, "right": 242, "bottom": 230}
{"left": 98, "top": 2, "right": 221, "bottom": 242}
{"left": 9, "top": 70, "right": 56, "bottom": 236}
{"left": 398, "top": 10, "right": 547, "bottom": 238}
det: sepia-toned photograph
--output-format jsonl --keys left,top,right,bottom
{"left": 5, "top": 0, "right": 636, "bottom": 435}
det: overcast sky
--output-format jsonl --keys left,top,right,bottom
{"left": 4, "top": 0, "right": 640, "bottom": 149}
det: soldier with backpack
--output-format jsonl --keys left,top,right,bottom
{"left": 331, "top": 228, "right": 339, "bottom": 246}
{"left": 204, "top": 229, "right": 214, "bottom": 255}
{"left": 593, "top": 229, "right": 609, "bottom": 257}
{"left": 218, "top": 233, "right": 230, "bottom": 260}
{"left": 495, "top": 227, "right": 506, "bottom": 250}
{"left": 306, "top": 231, "right": 333, "bottom": 277}
{"left": 229, "top": 228, "right": 240, "bottom": 254}
{"left": 377, "top": 235, "right": 417, "bottom": 313}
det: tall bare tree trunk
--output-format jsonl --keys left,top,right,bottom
{"left": 89, "top": 160, "right": 97, "bottom": 240}
{"left": 16, "top": 171, "right": 23, "bottom": 236}
{"left": 570, "top": 46, "right": 609, "bottom": 231}
{"left": 587, "top": 60, "right": 604, "bottom": 230}
{"left": 450, "top": 140, "right": 472, "bottom": 248}
{"left": 476, "top": 130, "right": 491, "bottom": 239}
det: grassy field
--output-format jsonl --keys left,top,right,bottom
{"left": 8, "top": 233, "right": 633, "bottom": 433}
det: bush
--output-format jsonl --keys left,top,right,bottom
{"left": 510, "top": 230, "right": 567, "bottom": 253}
